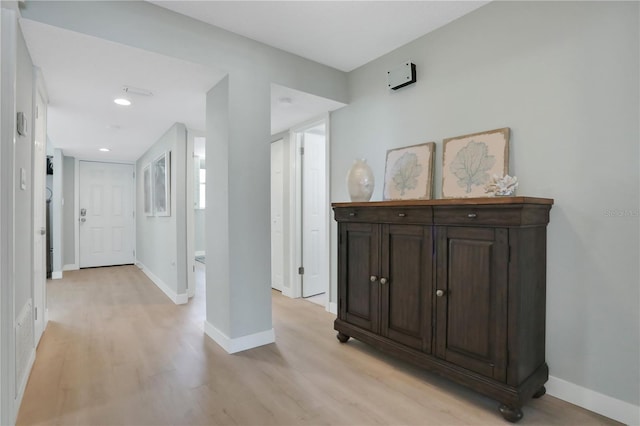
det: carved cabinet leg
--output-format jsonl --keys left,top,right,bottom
{"left": 499, "top": 404, "right": 523, "bottom": 423}
{"left": 532, "top": 386, "right": 546, "bottom": 399}
{"left": 336, "top": 332, "right": 350, "bottom": 343}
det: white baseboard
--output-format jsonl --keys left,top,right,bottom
{"left": 63, "top": 264, "right": 79, "bottom": 271}
{"left": 203, "top": 321, "right": 275, "bottom": 354}
{"left": 137, "top": 262, "right": 188, "bottom": 305}
{"left": 547, "top": 375, "right": 639, "bottom": 425}
{"left": 328, "top": 302, "right": 337, "bottom": 315}
{"left": 282, "top": 286, "right": 295, "bottom": 299}
{"left": 51, "top": 270, "right": 62, "bottom": 279}
{"left": 14, "top": 347, "right": 35, "bottom": 423}
{"left": 195, "top": 251, "right": 205, "bottom": 257}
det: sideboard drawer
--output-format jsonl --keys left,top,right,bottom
{"left": 434, "top": 206, "right": 522, "bottom": 226}
{"left": 334, "top": 207, "right": 432, "bottom": 224}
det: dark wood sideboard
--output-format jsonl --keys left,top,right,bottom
{"left": 332, "top": 197, "right": 553, "bottom": 422}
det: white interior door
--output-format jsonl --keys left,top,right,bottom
{"left": 79, "top": 161, "right": 134, "bottom": 268}
{"left": 32, "top": 89, "right": 47, "bottom": 343}
{"left": 270, "top": 139, "right": 284, "bottom": 291}
{"left": 301, "top": 125, "right": 327, "bottom": 298}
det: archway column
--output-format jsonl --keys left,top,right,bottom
{"left": 204, "top": 72, "right": 273, "bottom": 353}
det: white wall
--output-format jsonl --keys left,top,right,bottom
{"left": 136, "top": 123, "right": 188, "bottom": 304}
{"left": 330, "top": 1, "right": 639, "bottom": 422}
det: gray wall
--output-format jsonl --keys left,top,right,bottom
{"left": 331, "top": 1, "right": 638, "bottom": 407}
{"left": 136, "top": 123, "right": 188, "bottom": 297}
{"left": 62, "top": 155, "right": 75, "bottom": 266}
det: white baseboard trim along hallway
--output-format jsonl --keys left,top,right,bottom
{"left": 547, "top": 376, "right": 639, "bottom": 425}
{"left": 203, "top": 321, "right": 275, "bottom": 354}
{"left": 136, "top": 262, "right": 188, "bottom": 305}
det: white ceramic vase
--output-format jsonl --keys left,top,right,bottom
{"left": 346, "top": 159, "right": 374, "bottom": 202}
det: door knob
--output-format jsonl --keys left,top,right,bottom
{"left": 436, "top": 289, "right": 445, "bottom": 297}
{"left": 80, "top": 218, "right": 86, "bottom": 223}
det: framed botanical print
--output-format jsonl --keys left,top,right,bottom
{"left": 383, "top": 142, "right": 435, "bottom": 200}
{"left": 442, "top": 128, "right": 509, "bottom": 198}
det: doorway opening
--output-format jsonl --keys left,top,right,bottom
{"left": 271, "top": 116, "right": 330, "bottom": 310}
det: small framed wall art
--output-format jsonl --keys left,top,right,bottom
{"left": 383, "top": 142, "right": 435, "bottom": 200}
{"left": 442, "top": 128, "right": 509, "bottom": 198}
{"left": 153, "top": 151, "right": 171, "bottom": 216}
{"left": 143, "top": 163, "right": 153, "bottom": 216}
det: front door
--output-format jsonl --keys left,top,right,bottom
{"left": 79, "top": 161, "right": 135, "bottom": 268}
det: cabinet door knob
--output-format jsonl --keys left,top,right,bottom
{"left": 467, "top": 213, "right": 477, "bottom": 218}
{"left": 380, "top": 277, "right": 388, "bottom": 285}
{"left": 436, "top": 289, "right": 445, "bottom": 297}
{"left": 370, "top": 275, "right": 378, "bottom": 282}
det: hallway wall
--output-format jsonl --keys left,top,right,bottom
{"left": 135, "top": 123, "right": 188, "bottom": 304}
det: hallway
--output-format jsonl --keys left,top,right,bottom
{"left": 16, "top": 266, "right": 617, "bottom": 425}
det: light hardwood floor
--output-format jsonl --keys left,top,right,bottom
{"left": 17, "top": 264, "right": 618, "bottom": 426}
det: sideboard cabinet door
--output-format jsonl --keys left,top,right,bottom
{"left": 339, "top": 222, "right": 380, "bottom": 333}
{"left": 380, "top": 224, "right": 433, "bottom": 352}
{"left": 435, "top": 226, "right": 509, "bottom": 382}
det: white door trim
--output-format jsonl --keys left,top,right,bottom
{"left": 32, "top": 68, "right": 48, "bottom": 345}
{"left": 270, "top": 138, "right": 285, "bottom": 292}
{"left": 185, "top": 131, "right": 196, "bottom": 299}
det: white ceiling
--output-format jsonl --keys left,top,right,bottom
{"left": 19, "top": 1, "right": 488, "bottom": 162}
{"left": 148, "top": 1, "right": 489, "bottom": 72}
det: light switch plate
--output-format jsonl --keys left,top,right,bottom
{"left": 20, "top": 168, "right": 26, "bottom": 190}
{"left": 17, "top": 112, "right": 27, "bottom": 136}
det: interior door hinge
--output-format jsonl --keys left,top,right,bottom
{"left": 298, "top": 266, "right": 304, "bottom": 275}
{"left": 299, "top": 146, "right": 304, "bottom": 155}
{"left": 193, "top": 265, "right": 195, "bottom": 272}
{"left": 34, "top": 307, "right": 37, "bottom": 320}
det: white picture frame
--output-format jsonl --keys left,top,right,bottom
{"left": 143, "top": 163, "right": 153, "bottom": 216}
{"left": 153, "top": 151, "right": 171, "bottom": 216}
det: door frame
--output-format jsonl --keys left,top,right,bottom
{"left": 32, "top": 68, "right": 48, "bottom": 344}
{"left": 287, "top": 114, "right": 331, "bottom": 309}
{"left": 270, "top": 138, "right": 284, "bottom": 292}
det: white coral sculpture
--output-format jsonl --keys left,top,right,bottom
{"left": 484, "top": 174, "right": 519, "bottom": 196}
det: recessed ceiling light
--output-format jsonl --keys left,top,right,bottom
{"left": 99, "top": 148, "right": 111, "bottom": 152}
{"left": 114, "top": 97, "right": 131, "bottom": 106}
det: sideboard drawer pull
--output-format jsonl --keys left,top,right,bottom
{"left": 349, "top": 212, "right": 357, "bottom": 217}
{"left": 467, "top": 213, "right": 478, "bottom": 219}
